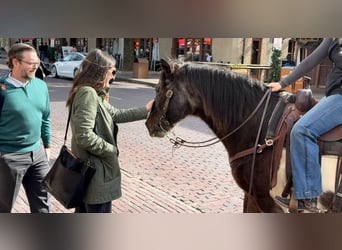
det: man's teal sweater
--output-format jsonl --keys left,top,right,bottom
{"left": 0, "top": 78, "right": 51, "bottom": 153}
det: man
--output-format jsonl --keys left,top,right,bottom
{"left": 38, "top": 42, "right": 45, "bottom": 61}
{"left": 0, "top": 43, "right": 51, "bottom": 213}
{"left": 70, "top": 45, "right": 77, "bottom": 53}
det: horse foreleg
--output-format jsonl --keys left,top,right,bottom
{"left": 243, "top": 192, "right": 284, "bottom": 213}
{"left": 242, "top": 192, "right": 262, "bottom": 213}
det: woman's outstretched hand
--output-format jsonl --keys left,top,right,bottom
{"left": 145, "top": 99, "right": 155, "bottom": 111}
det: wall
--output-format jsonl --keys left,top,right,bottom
{"left": 260, "top": 38, "right": 273, "bottom": 65}
{"left": 212, "top": 38, "right": 242, "bottom": 64}
{"left": 158, "top": 38, "right": 172, "bottom": 60}
{"left": 87, "top": 38, "right": 97, "bottom": 52}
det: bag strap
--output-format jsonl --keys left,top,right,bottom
{"left": 65, "top": 95, "right": 99, "bottom": 145}
{"left": 64, "top": 105, "right": 72, "bottom": 145}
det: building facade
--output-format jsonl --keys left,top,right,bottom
{"left": 0, "top": 37, "right": 329, "bottom": 86}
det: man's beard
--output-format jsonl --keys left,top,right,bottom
{"left": 23, "top": 71, "right": 36, "bottom": 80}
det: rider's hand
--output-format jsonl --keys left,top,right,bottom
{"left": 268, "top": 82, "right": 283, "bottom": 92}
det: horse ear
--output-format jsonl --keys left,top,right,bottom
{"left": 183, "top": 54, "right": 192, "bottom": 62}
{"left": 160, "top": 59, "right": 171, "bottom": 74}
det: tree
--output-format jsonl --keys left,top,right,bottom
{"left": 122, "top": 38, "right": 134, "bottom": 71}
{"left": 268, "top": 48, "right": 282, "bottom": 82}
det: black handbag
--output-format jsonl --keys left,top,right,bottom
{"left": 43, "top": 107, "right": 96, "bottom": 209}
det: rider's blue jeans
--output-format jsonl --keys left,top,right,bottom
{"left": 290, "top": 93, "right": 342, "bottom": 200}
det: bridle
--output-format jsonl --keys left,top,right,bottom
{"left": 158, "top": 89, "right": 174, "bottom": 133}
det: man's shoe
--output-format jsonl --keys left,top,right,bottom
{"left": 275, "top": 196, "right": 323, "bottom": 213}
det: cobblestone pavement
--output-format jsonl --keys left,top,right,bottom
{"left": 0, "top": 62, "right": 244, "bottom": 213}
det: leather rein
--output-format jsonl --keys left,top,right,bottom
{"left": 159, "top": 88, "right": 273, "bottom": 153}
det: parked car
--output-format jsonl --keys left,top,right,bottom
{"left": 50, "top": 52, "right": 86, "bottom": 79}
{"left": 0, "top": 47, "right": 7, "bottom": 58}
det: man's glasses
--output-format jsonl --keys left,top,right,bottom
{"left": 18, "top": 59, "right": 40, "bottom": 67}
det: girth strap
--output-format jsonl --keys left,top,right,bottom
{"left": 229, "top": 136, "right": 279, "bottom": 163}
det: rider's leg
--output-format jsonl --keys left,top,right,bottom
{"left": 290, "top": 94, "right": 342, "bottom": 201}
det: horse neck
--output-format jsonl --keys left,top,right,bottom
{"left": 187, "top": 72, "right": 272, "bottom": 154}
{"left": 190, "top": 73, "right": 265, "bottom": 130}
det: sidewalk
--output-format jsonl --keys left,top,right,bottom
{"left": 115, "top": 70, "right": 160, "bottom": 87}
{"left": 115, "top": 69, "right": 325, "bottom": 99}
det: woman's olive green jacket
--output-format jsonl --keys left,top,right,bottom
{"left": 70, "top": 86, "right": 148, "bottom": 204}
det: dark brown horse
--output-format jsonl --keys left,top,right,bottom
{"left": 145, "top": 59, "right": 338, "bottom": 213}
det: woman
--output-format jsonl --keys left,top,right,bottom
{"left": 66, "top": 49, "right": 154, "bottom": 213}
{"left": 268, "top": 38, "right": 342, "bottom": 212}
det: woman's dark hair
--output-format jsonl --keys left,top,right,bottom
{"left": 66, "top": 49, "right": 116, "bottom": 106}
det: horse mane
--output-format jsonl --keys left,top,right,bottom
{"left": 177, "top": 63, "right": 273, "bottom": 132}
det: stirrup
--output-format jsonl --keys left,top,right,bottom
{"left": 289, "top": 196, "right": 326, "bottom": 213}
{"left": 275, "top": 195, "right": 327, "bottom": 213}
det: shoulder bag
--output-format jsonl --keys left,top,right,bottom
{"left": 43, "top": 106, "right": 96, "bottom": 209}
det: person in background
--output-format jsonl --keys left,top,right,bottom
{"left": 35, "top": 61, "right": 51, "bottom": 80}
{"left": 205, "top": 52, "right": 213, "bottom": 62}
{"left": 66, "top": 48, "right": 154, "bottom": 213}
{"left": 70, "top": 45, "right": 77, "bottom": 53}
{"left": 38, "top": 42, "right": 48, "bottom": 61}
{"left": 268, "top": 38, "right": 342, "bottom": 213}
{"left": 0, "top": 43, "right": 51, "bottom": 213}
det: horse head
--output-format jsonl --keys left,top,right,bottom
{"left": 145, "top": 59, "right": 198, "bottom": 137}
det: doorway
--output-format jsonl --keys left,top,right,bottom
{"left": 251, "top": 38, "right": 261, "bottom": 64}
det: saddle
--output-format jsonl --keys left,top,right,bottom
{"left": 269, "top": 88, "right": 342, "bottom": 213}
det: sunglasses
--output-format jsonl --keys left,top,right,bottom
{"left": 108, "top": 68, "right": 116, "bottom": 76}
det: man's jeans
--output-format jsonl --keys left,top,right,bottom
{"left": 290, "top": 93, "right": 342, "bottom": 199}
{"left": 0, "top": 144, "right": 51, "bottom": 213}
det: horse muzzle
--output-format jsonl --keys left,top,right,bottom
{"left": 145, "top": 120, "right": 167, "bottom": 138}
{"left": 145, "top": 115, "right": 173, "bottom": 138}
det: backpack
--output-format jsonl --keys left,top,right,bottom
{"left": 0, "top": 79, "right": 6, "bottom": 115}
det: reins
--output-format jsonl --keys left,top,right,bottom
{"left": 246, "top": 88, "right": 272, "bottom": 212}
{"left": 161, "top": 88, "right": 273, "bottom": 150}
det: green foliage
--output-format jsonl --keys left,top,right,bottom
{"left": 268, "top": 48, "right": 282, "bottom": 82}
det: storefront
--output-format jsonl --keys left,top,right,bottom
{"left": 69, "top": 38, "right": 88, "bottom": 53}
{"left": 171, "top": 38, "right": 212, "bottom": 61}
{"left": 133, "top": 38, "right": 153, "bottom": 60}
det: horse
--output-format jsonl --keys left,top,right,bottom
{"left": 145, "top": 58, "right": 341, "bottom": 213}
